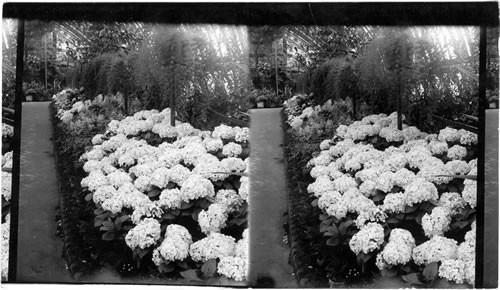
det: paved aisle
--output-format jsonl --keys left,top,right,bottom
{"left": 248, "top": 108, "right": 297, "bottom": 287}
{"left": 16, "top": 102, "right": 72, "bottom": 282}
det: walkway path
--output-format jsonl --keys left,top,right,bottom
{"left": 248, "top": 108, "right": 297, "bottom": 287}
{"left": 16, "top": 102, "right": 72, "bottom": 282}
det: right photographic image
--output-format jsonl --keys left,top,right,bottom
{"left": 247, "top": 24, "right": 496, "bottom": 288}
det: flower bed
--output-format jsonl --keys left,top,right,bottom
{"left": 2, "top": 124, "right": 14, "bottom": 154}
{"left": 1, "top": 151, "right": 12, "bottom": 281}
{"left": 80, "top": 109, "right": 249, "bottom": 281}
{"left": 305, "top": 112, "right": 477, "bottom": 286}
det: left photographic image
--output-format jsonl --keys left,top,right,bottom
{"left": 2, "top": 19, "right": 251, "bottom": 284}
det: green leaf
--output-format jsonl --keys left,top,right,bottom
{"left": 85, "top": 193, "right": 93, "bottom": 202}
{"left": 114, "top": 215, "right": 130, "bottom": 229}
{"left": 158, "top": 263, "right": 175, "bottom": 273}
{"left": 163, "top": 213, "right": 177, "bottom": 220}
{"left": 180, "top": 269, "right": 203, "bottom": 282}
{"left": 148, "top": 188, "right": 161, "bottom": 198}
{"left": 372, "top": 192, "right": 385, "bottom": 202}
{"left": 94, "top": 208, "right": 104, "bottom": 215}
{"left": 181, "top": 201, "right": 194, "bottom": 209}
{"left": 311, "top": 198, "right": 319, "bottom": 207}
{"left": 422, "top": 262, "right": 438, "bottom": 281}
{"left": 326, "top": 237, "right": 340, "bottom": 246}
{"left": 201, "top": 259, "right": 217, "bottom": 278}
{"left": 405, "top": 205, "right": 417, "bottom": 213}
{"left": 386, "top": 217, "right": 399, "bottom": 224}
{"left": 339, "top": 220, "right": 354, "bottom": 234}
{"left": 135, "top": 247, "right": 150, "bottom": 258}
{"left": 102, "top": 231, "right": 115, "bottom": 241}
{"left": 402, "top": 273, "right": 425, "bottom": 285}
{"left": 381, "top": 267, "right": 398, "bottom": 277}
{"left": 94, "top": 216, "right": 104, "bottom": 227}
{"left": 357, "top": 252, "right": 373, "bottom": 263}
{"left": 100, "top": 220, "right": 115, "bottom": 231}
{"left": 451, "top": 220, "right": 470, "bottom": 229}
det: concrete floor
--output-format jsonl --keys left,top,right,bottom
{"left": 248, "top": 108, "right": 297, "bottom": 288}
{"left": 16, "top": 102, "right": 72, "bottom": 282}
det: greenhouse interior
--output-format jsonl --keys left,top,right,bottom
{"left": 1, "top": 4, "right": 499, "bottom": 289}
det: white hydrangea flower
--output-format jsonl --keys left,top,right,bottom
{"left": 328, "top": 139, "right": 355, "bottom": 158}
{"left": 217, "top": 256, "right": 248, "bottom": 281}
{"left": 234, "top": 127, "right": 249, "bottom": 143}
{"left": 238, "top": 176, "right": 249, "bottom": 202}
{"left": 107, "top": 170, "right": 132, "bottom": 188}
{"left": 412, "top": 236, "right": 458, "bottom": 265}
{"left": 429, "top": 140, "right": 449, "bottom": 156}
{"left": 81, "top": 170, "right": 109, "bottom": 191}
{"left": 383, "top": 152, "right": 408, "bottom": 172}
{"left": 355, "top": 205, "right": 387, "bottom": 228}
{"left": 422, "top": 206, "right": 452, "bottom": 237}
{"left": 220, "top": 157, "right": 246, "bottom": 173}
{"left": 182, "top": 142, "right": 207, "bottom": 166}
{"left": 392, "top": 168, "right": 417, "bottom": 189}
{"left": 457, "top": 226, "right": 475, "bottom": 262}
{"left": 2, "top": 151, "right": 13, "bottom": 168}
{"left": 92, "top": 134, "right": 106, "bottom": 145}
{"left": 359, "top": 180, "right": 377, "bottom": 197}
{"left": 438, "top": 259, "right": 466, "bottom": 284}
{"left": 374, "top": 171, "right": 395, "bottom": 193}
{"left": 131, "top": 201, "right": 164, "bottom": 224}
{"left": 318, "top": 191, "right": 342, "bottom": 212}
{"left": 336, "top": 125, "right": 348, "bottom": 138}
{"left": 193, "top": 159, "right": 228, "bottom": 182}
{"left": 319, "top": 139, "right": 332, "bottom": 150}
{"left": 212, "top": 124, "right": 236, "bottom": 140}
{"left": 379, "top": 127, "right": 404, "bottom": 142}
{"left": 310, "top": 165, "right": 329, "bottom": 179}
{"left": 438, "top": 127, "right": 461, "bottom": 143}
{"left": 134, "top": 175, "right": 153, "bottom": 192}
{"left": 153, "top": 224, "right": 192, "bottom": 264}
{"left": 222, "top": 142, "right": 243, "bottom": 157}
{"left": 404, "top": 178, "right": 439, "bottom": 206}
{"left": 407, "top": 146, "right": 433, "bottom": 169}
{"left": 349, "top": 222, "right": 385, "bottom": 255}
{"left": 215, "top": 189, "right": 243, "bottom": 212}
{"left": 439, "top": 192, "right": 467, "bottom": 216}
{"left": 125, "top": 218, "right": 162, "bottom": 250}
{"left": 402, "top": 126, "right": 423, "bottom": 141}
{"left": 445, "top": 160, "right": 471, "bottom": 176}
{"left": 129, "top": 163, "right": 157, "bottom": 178}
{"left": 355, "top": 166, "right": 387, "bottom": 183}
{"left": 417, "top": 160, "right": 454, "bottom": 184}
{"left": 101, "top": 195, "right": 124, "bottom": 214}
{"left": 189, "top": 232, "right": 236, "bottom": 262}
{"left": 85, "top": 146, "right": 106, "bottom": 161}
{"left": 459, "top": 129, "right": 477, "bottom": 146}
{"left": 307, "top": 175, "right": 334, "bottom": 197}
{"left": 462, "top": 180, "right": 476, "bottom": 208}
{"left": 169, "top": 164, "right": 191, "bottom": 185}
{"left": 332, "top": 175, "right": 358, "bottom": 193}
{"left": 157, "top": 188, "right": 183, "bottom": 209}
{"left": 447, "top": 145, "right": 467, "bottom": 160}
{"left": 180, "top": 174, "right": 215, "bottom": 202}
{"left": 376, "top": 228, "right": 415, "bottom": 269}
{"left": 158, "top": 149, "right": 183, "bottom": 168}
{"left": 93, "top": 185, "right": 117, "bottom": 204}
{"left": 198, "top": 203, "right": 230, "bottom": 234}
{"left": 1, "top": 214, "right": 10, "bottom": 281}
{"left": 203, "top": 138, "right": 224, "bottom": 152}
{"left": 1, "top": 172, "right": 11, "bottom": 201}
{"left": 176, "top": 123, "right": 196, "bottom": 138}
{"left": 382, "top": 192, "right": 406, "bottom": 214}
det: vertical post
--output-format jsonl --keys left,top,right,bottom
{"left": 9, "top": 18, "right": 25, "bottom": 282}
{"left": 170, "top": 74, "right": 176, "bottom": 126}
{"left": 476, "top": 25, "right": 488, "bottom": 288}
{"left": 44, "top": 34, "right": 48, "bottom": 90}
{"left": 397, "top": 31, "right": 405, "bottom": 131}
{"left": 275, "top": 40, "right": 279, "bottom": 100}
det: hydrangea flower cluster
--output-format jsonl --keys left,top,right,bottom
{"left": 80, "top": 108, "right": 249, "bottom": 281}
{"left": 2, "top": 124, "right": 13, "bottom": 139}
{"left": 376, "top": 228, "right": 415, "bottom": 269}
{"left": 1, "top": 214, "right": 10, "bottom": 281}
{"left": 305, "top": 111, "right": 477, "bottom": 286}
